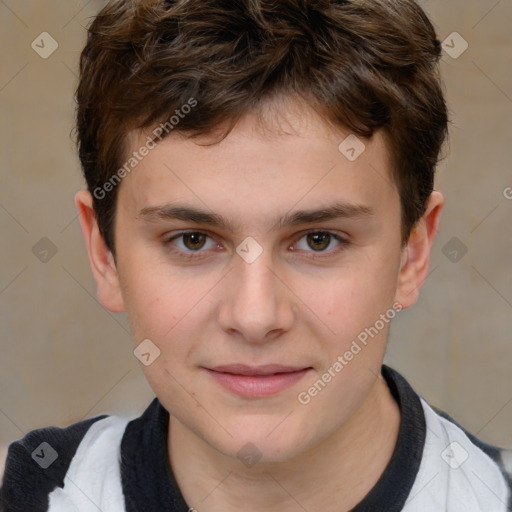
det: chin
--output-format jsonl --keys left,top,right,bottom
{"left": 206, "top": 421, "right": 312, "bottom": 466}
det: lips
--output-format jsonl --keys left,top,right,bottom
{"left": 208, "top": 364, "right": 311, "bottom": 376}
{"left": 205, "top": 364, "right": 312, "bottom": 397}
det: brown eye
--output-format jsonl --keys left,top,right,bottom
{"left": 163, "top": 230, "right": 221, "bottom": 260}
{"left": 292, "top": 230, "right": 349, "bottom": 259}
{"left": 306, "top": 232, "right": 332, "bottom": 251}
{"left": 182, "top": 232, "right": 207, "bottom": 250}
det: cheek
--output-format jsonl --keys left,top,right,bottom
{"left": 122, "top": 270, "right": 203, "bottom": 393}
{"left": 119, "top": 257, "right": 222, "bottom": 366}
{"left": 124, "top": 275, "right": 195, "bottom": 344}
{"left": 299, "top": 255, "right": 399, "bottom": 334}
{"left": 116, "top": 256, "right": 183, "bottom": 358}
{"left": 297, "top": 261, "right": 400, "bottom": 388}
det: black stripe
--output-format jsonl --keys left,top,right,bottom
{"left": 120, "top": 398, "right": 190, "bottom": 512}
{"left": 0, "top": 415, "right": 108, "bottom": 512}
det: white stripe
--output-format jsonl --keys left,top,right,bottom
{"left": 403, "top": 399, "right": 510, "bottom": 512}
{"left": 47, "top": 415, "right": 130, "bottom": 512}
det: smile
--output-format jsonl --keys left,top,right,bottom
{"left": 204, "top": 365, "right": 313, "bottom": 398}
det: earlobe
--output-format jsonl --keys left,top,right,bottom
{"left": 394, "top": 191, "right": 444, "bottom": 309}
{"left": 75, "top": 190, "right": 125, "bottom": 313}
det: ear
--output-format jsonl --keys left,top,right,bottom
{"left": 75, "top": 190, "right": 125, "bottom": 313}
{"left": 394, "top": 191, "right": 444, "bottom": 309}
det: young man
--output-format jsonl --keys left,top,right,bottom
{"left": 1, "top": 0, "right": 511, "bottom": 510}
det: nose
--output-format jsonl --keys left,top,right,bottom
{"left": 217, "top": 249, "right": 296, "bottom": 344}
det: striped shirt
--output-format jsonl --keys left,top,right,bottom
{"left": 1, "top": 366, "right": 511, "bottom": 511}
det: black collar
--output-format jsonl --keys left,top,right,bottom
{"left": 352, "top": 366, "right": 426, "bottom": 511}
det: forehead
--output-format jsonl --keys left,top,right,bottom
{"left": 117, "top": 99, "right": 397, "bottom": 230}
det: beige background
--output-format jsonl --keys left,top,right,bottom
{"left": 1, "top": 0, "right": 511, "bottom": 478}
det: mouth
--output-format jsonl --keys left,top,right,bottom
{"left": 204, "top": 364, "right": 313, "bottom": 397}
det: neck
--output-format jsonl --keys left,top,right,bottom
{"left": 168, "top": 373, "right": 400, "bottom": 512}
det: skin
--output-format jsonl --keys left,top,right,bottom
{"left": 76, "top": 97, "right": 443, "bottom": 512}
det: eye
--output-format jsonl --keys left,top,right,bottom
{"left": 163, "top": 231, "right": 221, "bottom": 258}
{"left": 292, "top": 230, "right": 349, "bottom": 257}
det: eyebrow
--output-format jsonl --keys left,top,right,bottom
{"left": 137, "top": 201, "right": 374, "bottom": 231}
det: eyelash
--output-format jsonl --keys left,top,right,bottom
{"left": 162, "top": 230, "right": 350, "bottom": 261}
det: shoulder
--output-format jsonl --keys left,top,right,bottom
{"left": 382, "top": 366, "right": 512, "bottom": 511}
{"left": 407, "top": 397, "right": 512, "bottom": 511}
{"left": 0, "top": 413, "right": 130, "bottom": 512}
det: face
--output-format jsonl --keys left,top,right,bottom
{"left": 78, "top": 98, "right": 439, "bottom": 464}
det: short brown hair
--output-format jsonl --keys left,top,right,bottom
{"left": 76, "top": 0, "right": 449, "bottom": 255}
